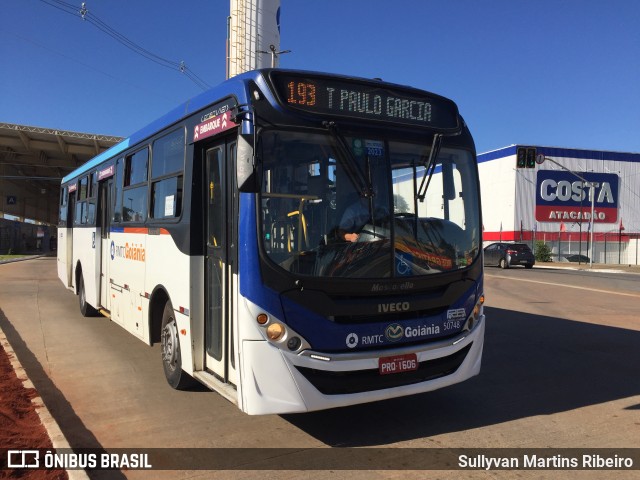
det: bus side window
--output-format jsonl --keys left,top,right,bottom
{"left": 59, "top": 186, "right": 68, "bottom": 228}
{"left": 123, "top": 148, "right": 149, "bottom": 223}
{"left": 87, "top": 172, "right": 97, "bottom": 225}
{"left": 151, "top": 128, "right": 185, "bottom": 219}
{"left": 75, "top": 176, "right": 89, "bottom": 225}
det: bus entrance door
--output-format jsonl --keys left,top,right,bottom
{"left": 99, "top": 178, "right": 113, "bottom": 312}
{"left": 65, "top": 193, "right": 75, "bottom": 288}
{"left": 204, "top": 144, "right": 237, "bottom": 386}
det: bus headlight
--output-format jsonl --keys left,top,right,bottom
{"left": 287, "top": 336, "right": 302, "bottom": 351}
{"left": 266, "top": 323, "right": 285, "bottom": 340}
{"left": 255, "top": 312, "right": 311, "bottom": 353}
{"left": 464, "top": 295, "right": 485, "bottom": 332}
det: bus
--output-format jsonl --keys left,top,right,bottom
{"left": 57, "top": 69, "right": 485, "bottom": 415}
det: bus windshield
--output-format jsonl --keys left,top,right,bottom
{"left": 259, "top": 130, "right": 481, "bottom": 278}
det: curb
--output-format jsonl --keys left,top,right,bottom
{"left": 0, "top": 255, "right": 45, "bottom": 265}
{"left": 534, "top": 262, "right": 640, "bottom": 275}
{"left": 0, "top": 325, "right": 89, "bottom": 480}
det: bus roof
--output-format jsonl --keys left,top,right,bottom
{"left": 62, "top": 69, "right": 458, "bottom": 185}
{"left": 61, "top": 71, "right": 255, "bottom": 185}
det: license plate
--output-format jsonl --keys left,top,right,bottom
{"left": 378, "top": 353, "right": 418, "bottom": 375}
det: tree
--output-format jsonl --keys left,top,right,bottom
{"left": 534, "top": 241, "right": 552, "bottom": 262}
{"left": 393, "top": 194, "right": 410, "bottom": 213}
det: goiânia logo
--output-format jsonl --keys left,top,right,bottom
{"left": 385, "top": 323, "right": 404, "bottom": 342}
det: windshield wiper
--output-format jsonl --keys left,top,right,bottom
{"left": 323, "top": 121, "right": 374, "bottom": 198}
{"left": 416, "top": 133, "right": 443, "bottom": 202}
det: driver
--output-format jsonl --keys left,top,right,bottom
{"left": 338, "top": 196, "right": 388, "bottom": 242}
{"left": 338, "top": 196, "right": 371, "bottom": 242}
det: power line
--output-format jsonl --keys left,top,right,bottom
{"left": 38, "top": 0, "right": 211, "bottom": 90}
{"left": 5, "top": 30, "right": 166, "bottom": 98}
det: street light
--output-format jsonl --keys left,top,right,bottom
{"left": 536, "top": 154, "right": 595, "bottom": 267}
{"left": 257, "top": 44, "right": 292, "bottom": 68}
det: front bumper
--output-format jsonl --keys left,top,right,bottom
{"left": 240, "top": 315, "right": 485, "bottom": 415}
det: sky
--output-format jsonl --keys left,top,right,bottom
{"left": 2, "top": 0, "right": 640, "bottom": 155}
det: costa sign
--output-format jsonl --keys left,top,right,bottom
{"left": 535, "top": 171, "right": 619, "bottom": 223}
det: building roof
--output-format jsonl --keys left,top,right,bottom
{"left": 0, "top": 122, "right": 122, "bottom": 223}
{"left": 478, "top": 144, "right": 640, "bottom": 164}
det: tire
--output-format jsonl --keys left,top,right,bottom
{"left": 78, "top": 273, "right": 98, "bottom": 317}
{"left": 161, "top": 301, "right": 195, "bottom": 389}
{"left": 525, "top": 264, "right": 534, "bottom": 269}
{"left": 499, "top": 257, "right": 509, "bottom": 269}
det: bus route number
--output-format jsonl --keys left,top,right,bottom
{"left": 287, "top": 81, "right": 316, "bottom": 106}
{"left": 379, "top": 353, "right": 418, "bottom": 375}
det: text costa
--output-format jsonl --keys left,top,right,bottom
{"left": 539, "top": 179, "right": 614, "bottom": 204}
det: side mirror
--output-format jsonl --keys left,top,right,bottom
{"left": 237, "top": 118, "right": 257, "bottom": 192}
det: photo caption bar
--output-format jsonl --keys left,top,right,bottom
{"left": 1, "top": 448, "right": 638, "bottom": 471}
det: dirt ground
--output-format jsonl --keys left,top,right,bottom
{"left": 0, "top": 342, "right": 67, "bottom": 479}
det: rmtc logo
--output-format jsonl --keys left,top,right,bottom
{"left": 346, "top": 332, "right": 385, "bottom": 348}
{"left": 346, "top": 333, "right": 358, "bottom": 349}
{"left": 378, "top": 302, "right": 410, "bottom": 313}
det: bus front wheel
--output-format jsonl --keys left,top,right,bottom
{"left": 78, "top": 273, "right": 98, "bottom": 317}
{"left": 160, "top": 301, "right": 194, "bottom": 389}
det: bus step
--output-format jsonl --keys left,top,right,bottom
{"left": 193, "top": 371, "right": 238, "bottom": 405}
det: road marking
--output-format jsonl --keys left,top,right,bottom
{"left": 486, "top": 274, "right": 640, "bottom": 298}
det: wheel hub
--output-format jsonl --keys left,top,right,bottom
{"left": 161, "top": 320, "right": 178, "bottom": 371}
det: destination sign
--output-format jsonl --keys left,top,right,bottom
{"left": 191, "top": 98, "right": 238, "bottom": 144}
{"left": 98, "top": 165, "right": 115, "bottom": 180}
{"left": 270, "top": 73, "right": 459, "bottom": 129}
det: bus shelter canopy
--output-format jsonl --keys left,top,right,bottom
{"left": 0, "top": 122, "right": 122, "bottom": 224}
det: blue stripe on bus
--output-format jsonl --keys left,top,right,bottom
{"left": 62, "top": 139, "right": 130, "bottom": 184}
{"left": 61, "top": 72, "right": 256, "bottom": 185}
{"left": 238, "top": 193, "right": 286, "bottom": 319}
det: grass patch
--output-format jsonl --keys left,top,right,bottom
{"left": 0, "top": 254, "right": 32, "bottom": 261}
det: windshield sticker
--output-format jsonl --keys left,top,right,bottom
{"left": 365, "top": 140, "right": 384, "bottom": 157}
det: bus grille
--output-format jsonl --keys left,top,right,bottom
{"left": 295, "top": 344, "right": 471, "bottom": 395}
{"left": 332, "top": 306, "right": 445, "bottom": 324}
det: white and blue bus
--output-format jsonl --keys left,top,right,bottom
{"left": 57, "top": 69, "right": 485, "bottom": 415}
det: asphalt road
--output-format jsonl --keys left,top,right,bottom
{"left": 1, "top": 257, "right": 639, "bottom": 479}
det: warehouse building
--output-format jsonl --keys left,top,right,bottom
{"left": 478, "top": 145, "right": 640, "bottom": 265}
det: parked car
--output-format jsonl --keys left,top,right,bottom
{"left": 483, "top": 242, "right": 535, "bottom": 269}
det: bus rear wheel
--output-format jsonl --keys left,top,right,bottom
{"left": 160, "top": 301, "right": 195, "bottom": 389}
